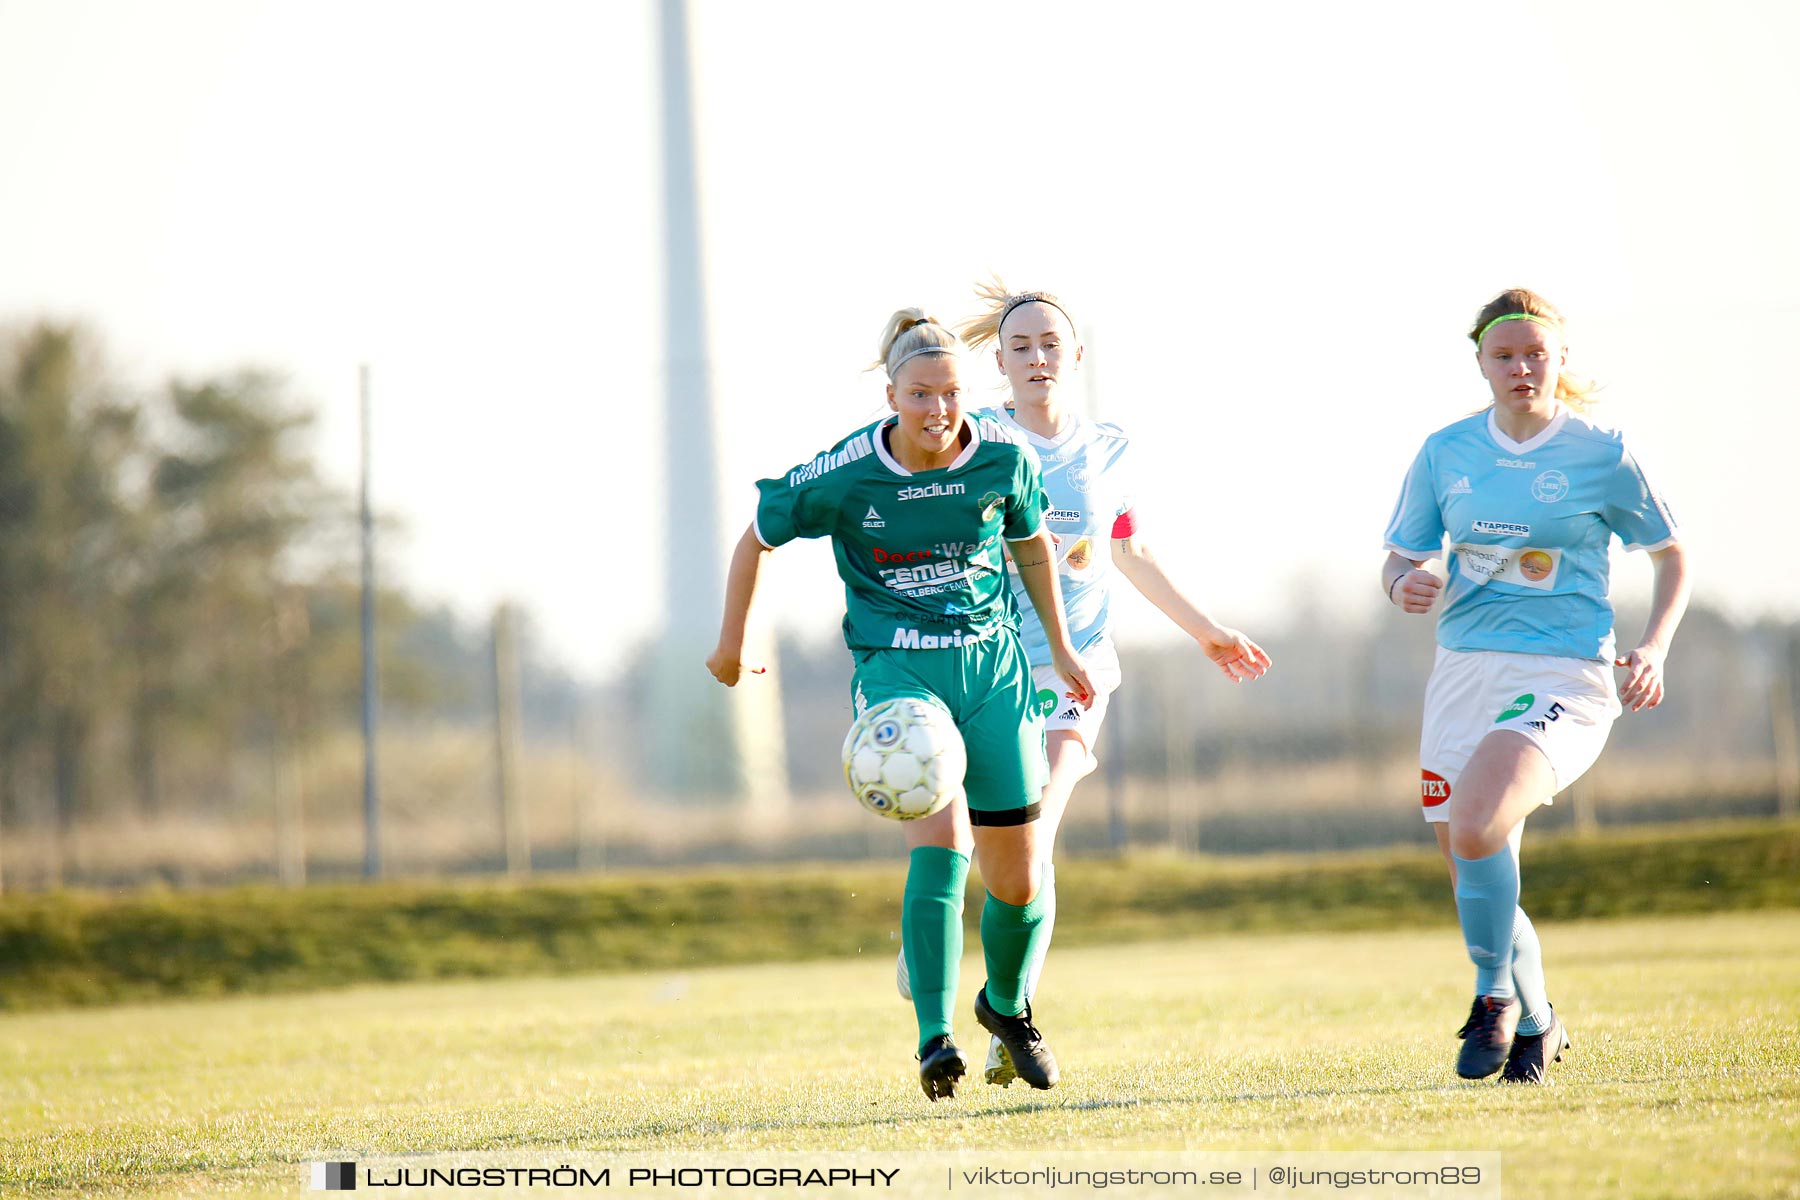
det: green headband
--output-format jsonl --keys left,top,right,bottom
{"left": 1477, "top": 312, "right": 1561, "bottom": 344}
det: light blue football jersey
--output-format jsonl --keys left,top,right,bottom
{"left": 1384, "top": 407, "right": 1679, "bottom": 661}
{"left": 982, "top": 406, "right": 1133, "bottom": 663}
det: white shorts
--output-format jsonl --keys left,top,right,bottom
{"left": 1030, "top": 634, "right": 1123, "bottom": 747}
{"left": 1418, "top": 647, "right": 1620, "bottom": 824}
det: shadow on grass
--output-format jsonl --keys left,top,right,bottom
{"left": 565, "top": 1078, "right": 1484, "bottom": 1145}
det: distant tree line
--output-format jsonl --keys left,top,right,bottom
{"left": 0, "top": 321, "right": 589, "bottom": 876}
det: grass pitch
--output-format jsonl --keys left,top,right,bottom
{"left": 3, "top": 911, "right": 1795, "bottom": 1199}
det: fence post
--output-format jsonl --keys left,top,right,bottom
{"left": 1567, "top": 779, "right": 1598, "bottom": 835}
{"left": 1772, "top": 671, "right": 1800, "bottom": 820}
{"left": 273, "top": 585, "right": 309, "bottom": 887}
{"left": 494, "top": 603, "right": 530, "bottom": 875}
{"left": 1104, "top": 677, "right": 1127, "bottom": 854}
{"left": 1162, "top": 663, "right": 1196, "bottom": 853}
{"left": 574, "top": 705, "right": 606, "bottom": 873}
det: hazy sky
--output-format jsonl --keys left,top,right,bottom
{"left": 2, "top": 0, "right": 1794, "bottom": 677}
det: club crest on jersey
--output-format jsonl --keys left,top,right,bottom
{"left": 1532, "top": 470, "right": 1570, "bottom": 503}
{"left": 862, "top": 506, "right": 886, "bottom": 529}
{"left": 1065, "top": 464, "right": 1092, "bottom": 492}
{"left": 979, "top": 492, "right": 1005, "bottom": 520}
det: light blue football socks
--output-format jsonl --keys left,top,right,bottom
{"left": 1453, "top": 845, "right": 1520, "bottom": 998}
{"left": 903, "top": 846, "right": 968, "bottom": 1054}
{"left": 1022, "top": 862, "right": 1056, "bottom": 1000}
{"left": 1511, "top": 905, "right": 1554, "bottom": 1035}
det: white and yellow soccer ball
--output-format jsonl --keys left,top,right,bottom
{"left": 841, "top": 697, "right": 966, "bottom": 820}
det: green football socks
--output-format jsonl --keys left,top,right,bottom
{"left": 903, "top": 846, "right": 969, "bottom": 1054}
{"left": 979, "top": 871, "right": 1054, "bottom": 1017}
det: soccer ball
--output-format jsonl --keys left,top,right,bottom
{"left": 841, "top": 697, "right": 966, "bottom": 820}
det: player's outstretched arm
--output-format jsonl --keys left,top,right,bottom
{"left": 1010, "top": 529, "right": 1095, "bottom": 708}
{"left": 1617, "top": 541, "right": 1691, "bottom": 712}
{"left": 707, "top": 524, "right": 772, "bottom": 687}
{"left": 1382, "top": 551, "right": 1442, "bottom": 616}
{"left": 1114, "top": 535, "right": 1272, "bottom": 683}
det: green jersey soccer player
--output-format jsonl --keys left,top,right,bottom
{"left": 708, "top": 308, "right": 1094, "bottom": 1100}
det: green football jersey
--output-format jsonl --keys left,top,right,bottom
{"left": 755, "top": 414, "right": 1047, "bottom": 651}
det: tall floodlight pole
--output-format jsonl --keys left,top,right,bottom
{"left": 359, "top": 364, "right": 382, "bottom": 877}
{"left": 648, "top": 0, "right": 787, "bottom": 809}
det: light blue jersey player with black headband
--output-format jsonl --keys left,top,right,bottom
{"left": 1382, "top": 288, "right": 1691, "bottom": 1084}
{"left": 890, "top": 282, "right": 1272, "bottom": 1088}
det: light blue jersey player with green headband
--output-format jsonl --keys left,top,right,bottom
{"left": 895, "top": 283, "right": 1271, "bottom": 1088}
{"left": 1382, "top": 288, "right": 1691, "bottom": 1084}
{"left": 708, "top": 307, "right": 1096, "bottom": 1100}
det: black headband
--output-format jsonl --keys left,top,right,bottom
{"left": 998, "top": 292, "right": 1077, "bottom": 340}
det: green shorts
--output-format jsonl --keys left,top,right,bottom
{"left": 850, "top": 630, "right": 1047, "bottom": 824}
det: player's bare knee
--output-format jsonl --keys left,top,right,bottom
{"left": 988, "top": 858, "right": 1041, "bottom": 907}
{"left": 1448, "top": 823, "right": 1506, "bottom": 860}
{"left": 1447, "top": 802, "right": 1507, "bottom": 859}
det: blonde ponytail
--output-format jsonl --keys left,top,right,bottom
{"left": 872, "top": 308, "right": 961, "bottom": 379}
{"left": 958, "top": 278, "right": 1078, "bottom": 351}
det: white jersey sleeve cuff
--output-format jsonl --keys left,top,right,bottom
{"left": 1623, "top": 533, "right": 1680, "bottom": 554}
{"left": 751, "top": 515, "right": 776, "bottom": 550}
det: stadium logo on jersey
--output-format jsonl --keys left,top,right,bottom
{"left": 1495, "top": 693, "right": 1535, "bottom": 723}
{"left": 1496, "top": 457, "right": 1536, "bottom": 470}
{"left": 1045, "top": 508, "right": 1082, "bottom": 523}
{"left": 1448, "top": 476, "right": 1472, "bottom": 495}
{"left": 979, "top": 492, "right": 1005, "bottom": 520}
{"left": 862, "top": 506, "right": 886, "bottom": 529}
{"left": 1532, "top": 470, "right": 1570, "bottom": 503}
{"left": 1421, "top": 769, "right": 1451, "bottom": 808}
{"left": 1065, "top": 464, "right": 1092, "bottom": 492}
{"left": 1472, "top": 520, "right": 1531, "bottom": 537}
{"left": 897, "top": 482, "right": 965, "bottom": 501}
{"left": 788, "top": 431, "right": 873, "bottom": 487}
